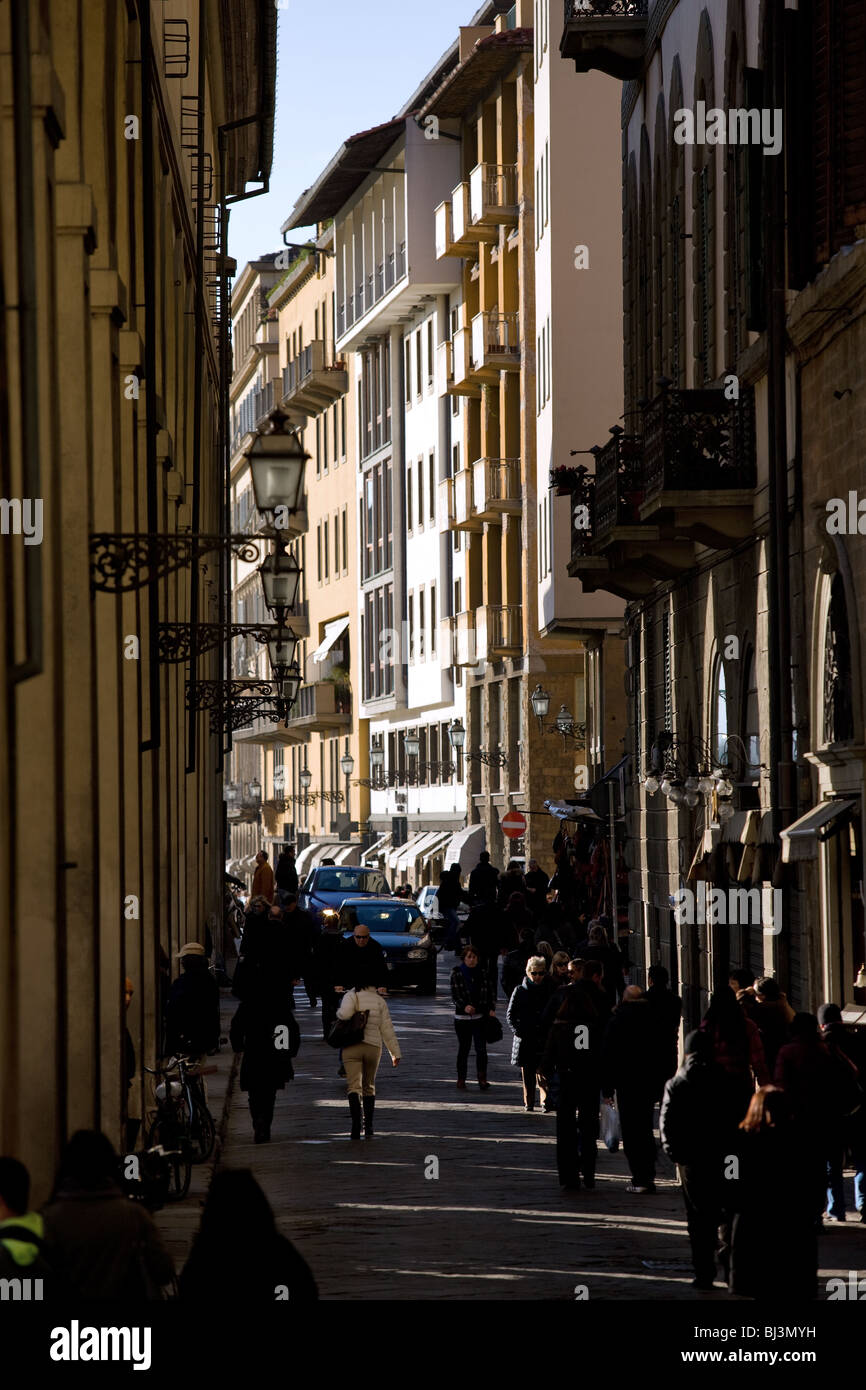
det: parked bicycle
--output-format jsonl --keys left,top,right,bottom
{"left": 144, "top": 1054, "right": 216, "bottom": 1202}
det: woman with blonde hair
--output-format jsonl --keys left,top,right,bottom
{"left": 336, "top": 967, "right": 401, "bottom": 1139}
{"left": 507, "top": 956, "right": 556, "bottom": 1112}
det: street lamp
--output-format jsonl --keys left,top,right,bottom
{"left": 555, "top": 704, "right": 575, "bottom": 735}
{"left": 267, "top": 628, "right": 299, "bottom": 679}
{"left": 340, "top": 749, "right": 355, "bottom": 840}
{"left": 246, "top": 407, "right": 310, "bottom": 522}
{"left": 447, "top": 719, "right": 466, "bottom": 751}
{"left": 404, "top": 731, "right": 421, "bottom": 759}
{"left": 258, "top": 548, "right": 302, "bottom": 618}
{"left": 531, "top": 685, "right": 551, "bottom": 727}
{"left": 275, "top": 666, "right": 301, "bottom": 707}
{"left": 249, "top": 777, "right": 262, "bottom": 807}
{"left": 273, "top": 766, "right": 285, "bottom": 794}
{"left": 299, "top": 766, "right": 312, "bottom": 790}
{"left": 369, "top": 745, "right": 384, "bottom": 771}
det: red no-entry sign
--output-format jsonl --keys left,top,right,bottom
{"left": 501, "top": 810, "right": 527, "bottom": 839}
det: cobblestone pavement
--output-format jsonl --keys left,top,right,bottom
{"left": 157, "top": 957, "right": 866, "bottom": 1301}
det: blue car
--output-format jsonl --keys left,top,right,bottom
{"left": 337, "top": 897, "right": 437, "bottom": 995}
{"left": 298, "top": 865, "right": 391, "bottom": 925}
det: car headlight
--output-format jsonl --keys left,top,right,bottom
{"left": 407, "top": 949, "right": 429, "bottom": 960}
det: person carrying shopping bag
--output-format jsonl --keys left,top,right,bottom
{"left": 335, "top": 972, "right": 401, "bottom": 1139}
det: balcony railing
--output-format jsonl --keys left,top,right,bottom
{"left": 435, "top": 340, "right": 453, "bottom": 396}
{"left": 435, "top": 200, "right": 460, "bottom": 259}
{"left": 437, "top": 476, "right": 455, "bottom": 531}
{"left": 451, "top": 182, "right": 473, "bottom": 246}
{"left": 469, "top": 163, "right": 518, "bottom": 229}
{"left": 593, "top": 429, "right": 644, "bottom": 541}
{"left": 561, "top": 0, "right": 648, "bottom": 80}
{"left": 281, "top": 340, "right": 347, "bottom": 413}
{"left": 287, "top": 680, "right": 351, "bottom": 731}
{"left": 471, "top": 458, "right": 521, "bottom": 520}
{"left": 453, "top": 468, "right": 481, "bottom": 531}
{"left": 451, "top": 326, "right": 480, "bottom": 394}
{"left": 336, "top": 242, "right": 408, "bottom": 341}
{"left": 478, "top": 604, "right": 522, "bottom": 658}
{"left": 471, "top": 310, "right": 521, "bottom": 373}
{"left": 642, "top": 386, "right": 756, "bottom": 507}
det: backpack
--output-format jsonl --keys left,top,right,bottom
{"left": 0, "top": 1226, "right": 56, "bottom": 1300}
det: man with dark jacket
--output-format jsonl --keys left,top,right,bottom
{"left": 275, "top": 846, "right": 299, "bottom": 900}
{"left": 437, "top": 865, "right": 469, "bottom": 950}
{"left": 338, "top": 922, "right": 389, "bottom": 993}
{"left": 543, "top": 961, "right": 611, "bottom": 1189}
{"left": 464, "top": 899, "right": 507, "bottom": 1000}
{"left": 645, "top": 964, "right": 683, "bottom": 1102}
{"left": 496, "top": 861, "right": 526, "bottom": 909}
{"left": 818, "top": 1003, "right": 866, "bottom": 1222}
{"left": 165, "top": 943, "right": 220, "bottom": 1057}
{"left": 314, "top": 913, "right": 347, "bottom": 1040}
{"left": 659, "top": 1030, "right": 732, "bottom": 1289}
{"left": 501, "top": 928, "right": 536, "bottom": 999}
{"left": 601, "top": 986, "right": 658, "bottom": 1193}
{"left": 523, "top": 859, "right": 550, "bottom": 916}
{"left": 467, "top": 851, "right": 499, "bottom": 906}
{"left": 281, "top": 894, "right": 319, "bottom": 1006}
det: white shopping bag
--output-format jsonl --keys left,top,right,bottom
{"left": 599, "top": 1096, "right": 621, "bottom": 1152}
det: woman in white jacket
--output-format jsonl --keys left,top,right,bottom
{"left": 336, "top": 972, "right": 401, "bottom": 1139}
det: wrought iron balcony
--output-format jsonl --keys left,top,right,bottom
{"left": 469, "top": 164, "right": 518, "bottom": 232}
{"left": 471, "top": 458, "right": 521, "bottom": 521}
{"left": 593, "top": 428, "right": 644, "bottom": 541}
{"left": 560, "top": 0, "right": 648, "bottom": 81}
{"left": 640, "top": 384, "right": 756, "bottom": 546}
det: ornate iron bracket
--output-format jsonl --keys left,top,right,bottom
{"left": 158, "top": 622, "right": 297, "bottom": 663}
{"left": 318, "top": 789, "right": 345, "bottom": 805}
{"left": 464, "top": 749, "right": 509, "bottom": 767}
{"left": 90, "top": 532, "right": 276, "bottom": 593}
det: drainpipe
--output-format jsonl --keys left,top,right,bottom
{"left": 186, "top": 0, "right": 207, "bottom": 775}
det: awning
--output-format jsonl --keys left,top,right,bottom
{"left": 295, "top": 840, "right": 340, "bottom": 878}
{"left": 781, "top": 799, "right": 858, "bottom": 863}
{"left": 332, "top": 842, "right": 362, "bottom": 866}
{"left": 395, "top": 830, "right": 442, "bottom": 873}
{"left": 311, "top": 615, "right": 351, "bottom": 664}
{"left": 362, "top": 832, "right": 391, "bottom": 865}
{"left": 421, "top": 830, "right": 452, "bottom": 866}
{"left": 388, "top": 832, "right": 431, "bottom": 872}
{"left": 444, "top": 824, "right": 485, "bottom": 872}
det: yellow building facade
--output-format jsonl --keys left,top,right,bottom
{"left": 0, "top": 0, "right": 275, "bottom": 1198}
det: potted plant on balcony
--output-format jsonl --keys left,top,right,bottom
{"left": 550, "top": 464, "right": 585, "bottom": 496}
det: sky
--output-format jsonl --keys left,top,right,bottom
{"left": 227, "top": 0, "right": 485, "bottom": 271}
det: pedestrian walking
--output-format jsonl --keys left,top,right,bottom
{"left": 497, "top": 859, "right": 526, "bottom": 908}
{"left": 774, "top": 1011, "right": 848, "bottom": 1221}
{"left": 451, "top": 945, "right": 496, "bottom": 1091}
{"left": 523, "top": 858, "right": 550, "bottom": 917}
{"left": 336, "top": 974, "right": 401, "bottom": 1139}
{"left": 463, "top": 900, "right": 507, "bottom": 1000}
{"left": 467, "top": 850, "right": 499, "bottom": 905}
{"left": 42, "top": 1131, "right": 175, "bottom": 1299}
{"left": 601, "top": 985, "right": 658, "bottom": 1193}
{"left": 576, "top": 923, "right": 625, "bottom": 1002}
{"left": 179, "top": 1169, "right": 317, "bottom": 1301}
{"left": 282, "top": 892, "right": 319, "bottom": 1007}
{"left": 507, "top": 956, "right": 556, "bottom": 1112}
{"left": 818, "top": 1003, "right": 866, "bottom": 1222}
{"left": 550, "top": 951, "right": 570, "bottom": 987}
{"left": 165, "top": 942, "right": 220, "bottom": 1058}
{"left": 728, "top": 1087, "right": 819, "bottom": 1300}
{"left": 251, "top": 849, "right": 275, "bottom": 904}
{"left": 751, "top": 976, "right": 794, "bottom": 1074}
{"left": 230, "top": 974, "right": 298, "bottom": 1144}
{"left": 728, "top": 968, "right": 760, "bottom": 1023}
{"left": 659, "top": 1030, "right": 733, "bottom": 1289}
{"left": 275, "top": 845, "right": 299, "bottom": 901}
{"left": 314, "top": 911, "right": 347, "bottom": 1040}
{"left": 645, "top": 964, "right": 683, "bottom": 1103}
{"left": 543, "top": 964, "right": 609, "bottom": 1191}
{"left": 699, "top": 986, "right": 769, "bottom": 1129}
{"left": 501, "top": 927, "right": 535, "bottom": 998}
{"left": 437, "top": 864, "right": 469, "bottom": 951}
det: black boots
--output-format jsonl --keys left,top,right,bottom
{"left": 363, "top": 1095, "right": 375, "bottom": 1138}
{"left": 349, "top": 1092, "right": 362, "bottom": 1140}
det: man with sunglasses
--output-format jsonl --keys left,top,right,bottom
{"left": 337, "top": 924, "right": 389, "bottom": 996}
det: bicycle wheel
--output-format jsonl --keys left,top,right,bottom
{"left": 146, "top": 1116, "right": 191, "bottom": 1202}
{"left": 189, "top": 1097, "right": 216, "bottom": 1163}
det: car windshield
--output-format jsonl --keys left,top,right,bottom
{"left": 345, "top": 903, "right": 425, "bottom": 935}
{"left": 314, "top": 869, "right": 389, "bottom": 895}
